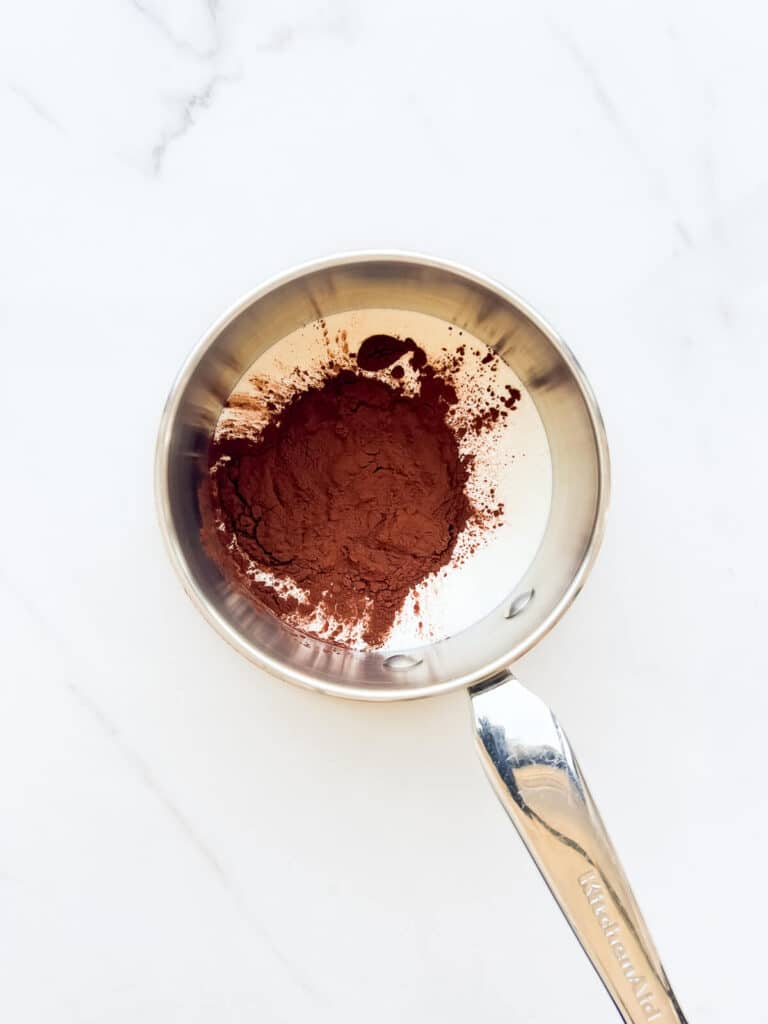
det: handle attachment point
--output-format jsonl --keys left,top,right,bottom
{"left": 470, "top": 674, "right": 687, "bottom": 1024}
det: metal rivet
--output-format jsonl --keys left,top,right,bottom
{"left": 506, "top": 588, "right": 535, "bottom": 619}
{"left": 383, "top": 653, "right": 423, "bottom": 671}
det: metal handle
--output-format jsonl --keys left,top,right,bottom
{"left": 470, "top": 674, "right": 687, "bottom": 1023}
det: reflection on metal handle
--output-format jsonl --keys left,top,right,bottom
{"left": 470, "top": 674, "right": 687, "bottom": 1024}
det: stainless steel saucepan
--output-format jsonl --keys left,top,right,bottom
{"left": 155, "top": 252, "right": 687, "bottom": 1023}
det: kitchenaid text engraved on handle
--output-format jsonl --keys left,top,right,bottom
{"left": 470, "top": 675, "right": 687, "bottom": 1024}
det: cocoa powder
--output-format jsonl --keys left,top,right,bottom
{"left": 201, "top": 330, "right": 511, "bottom": 648}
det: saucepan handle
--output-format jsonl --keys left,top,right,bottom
{"left": 470, "top": 674, "right": 687, "bottom": 1024}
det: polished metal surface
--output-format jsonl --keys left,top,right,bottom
{"left": 472, "top": 675, "right": 687, "bottom": 1023}
{"left": 155, "top": 251, "right": 610, "bottom": 700}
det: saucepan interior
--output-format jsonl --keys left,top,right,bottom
{"left": 155, "top": 253, "right": 609, "bottom": 700}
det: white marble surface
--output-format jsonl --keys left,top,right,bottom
{"left": 1, "top": 1, "right": 767, "bottom": 1020}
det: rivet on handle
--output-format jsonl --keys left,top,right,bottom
{"left": 383, "top": 654, "right": 423, "bottom": 671}
{"left": 506, "top": 588, "right": 535, "bottom": 619}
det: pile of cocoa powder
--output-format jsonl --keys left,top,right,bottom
{"left": 200, "top": 328, "right": 520, "bottom": 648}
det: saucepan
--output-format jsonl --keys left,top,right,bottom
{"left": 155, "top": 252, "right": 687, "bottom": 1023}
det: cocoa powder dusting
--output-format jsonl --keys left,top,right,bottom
{"left": 201, "top": 327, "right": 521, "bottom": 649}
